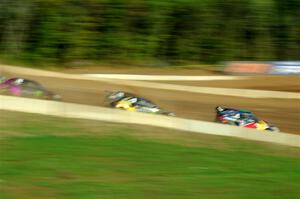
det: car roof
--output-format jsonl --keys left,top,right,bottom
{"left": 6, "top": 78, "right": 39, "bottom": 85}
{"left": 239, "top": 109, "right": 252, "bottom": 113}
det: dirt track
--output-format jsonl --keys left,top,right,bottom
{"left": 2, "top": 68, "right": 300, "bottom": 135}
{"left": 158, "top": 75, "right": 300, "bottom": 92}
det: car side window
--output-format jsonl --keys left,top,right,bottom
{"left": 23, "top": 81, "right": 41, "bottom": 90}
{"left": 127, "top": 97, "right": 138, "bottom": 104}
{"left": 136, "top": 99, "right": 156, "bottom": 108}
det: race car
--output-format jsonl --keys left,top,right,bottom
{"left": 105, "top": 91, "right": 175, "bottom": 116}
{"left": 0, "top": 77, "right": 61, "bottom": 100}
{"left": 215, "top": 106, "right": 279, "bottom": 132}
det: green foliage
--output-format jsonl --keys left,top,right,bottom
{"left": 0, "top": 0, "right": 299, "bottom": 65}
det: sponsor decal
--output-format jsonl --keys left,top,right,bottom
{"left": 224, "top": 62, "right": 272, "bottom": 74}
{"left": 269, "top": 61, "right": 300, "bottom": 75}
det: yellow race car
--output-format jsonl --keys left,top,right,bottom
{"left": 106, "top": 91, "right": 175, "bottom": 116}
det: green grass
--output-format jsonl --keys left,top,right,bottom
{"left": 1, "top": 111, "right": 300, "bottom": 199}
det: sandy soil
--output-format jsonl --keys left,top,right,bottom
{"left": 61, "top": 66, "right": 300, "bottom": 92}
{"left": 157, "top": 75, "right": 300, "bottom": 92}
{"left": 59, "top": 66, "right": 220, "bottom": 75}
{"left": 2, "top": 69, "right": 299, "bottom": 135}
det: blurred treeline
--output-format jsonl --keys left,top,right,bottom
{"left": 0, "top": 0, "right": 299, "bottom": 65}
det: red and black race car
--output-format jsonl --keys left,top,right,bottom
{"left": 215, "top": 106, "right": 279, "bottom": 132}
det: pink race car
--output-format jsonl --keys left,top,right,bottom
{"left": 0, "top": 77, "right": 61, "bottom": 100}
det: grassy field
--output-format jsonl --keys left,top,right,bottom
{"left": 1, "top": 111, "right": 300, "bottom": 199}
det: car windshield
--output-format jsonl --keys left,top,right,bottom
{"left": 109, "top": 92, "right": 125, "bottom": 99}
{"left": 240, "top": 112, "right": 258, "bottom": 121}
